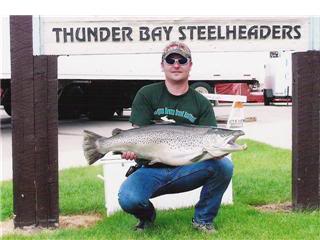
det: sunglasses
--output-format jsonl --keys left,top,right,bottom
{"left": 164, "top": 56, "right": 189, "bottom": 65}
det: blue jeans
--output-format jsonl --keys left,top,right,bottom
{"left": 118, "top": 157, "right": 233, "bottom": 224}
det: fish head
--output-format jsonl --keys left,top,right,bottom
{"left": 205, "top": 128, "right": 247, "bottom": 155}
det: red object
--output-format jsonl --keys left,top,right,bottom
{"left": 215, "top": 83, "right": 264, "bottom": 103}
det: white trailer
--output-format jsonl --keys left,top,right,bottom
{"left": 264, "top": 50, "right": 293, "bottom": 105}
{"left": 1, "top": 16, "right": 310, "bottom": 118}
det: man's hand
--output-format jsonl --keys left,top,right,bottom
{"left": 121, "top": 151, "right": 137, "bottom": 161}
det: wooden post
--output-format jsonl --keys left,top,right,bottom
{"left": 292, "top": 51, "right": 320, "bottom": 210}
{"left": 10, "top": 15, "right": 59, "bottom": 228}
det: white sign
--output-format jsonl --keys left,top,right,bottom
{"left": 202, "top": 93, "right": 247, "bottom": 102}
{"left": 33, "top": 16, "right": 310, "bottom": 56}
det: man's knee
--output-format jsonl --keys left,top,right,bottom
{"left": 118, "top": 186, "right": 149, "bottom": 212}
{"left": 220, "top": 157, "right": 234, "bottom": 180}
{"left": 206, "top": 157, "right": 234, "bottom": 180}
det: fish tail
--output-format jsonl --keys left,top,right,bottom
{"left": 83, "top": 130, "right": 106, "bottom": 165}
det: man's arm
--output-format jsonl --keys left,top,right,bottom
{"left": 129, "top": 91, "right": 154, "bottom": 126}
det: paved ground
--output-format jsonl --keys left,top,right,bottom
{"left": 0, "top": 103, "right": 292, "bottom": 181}
{"left": 216, "top": 103, "right": 292, "bottom": 149}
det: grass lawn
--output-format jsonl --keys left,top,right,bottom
{"left": 1, "top": 139, "right": 319, "bottom": 239}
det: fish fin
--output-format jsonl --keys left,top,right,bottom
{"left": 151, "top": 120, "right": 174, "bottom": 125}
{"left": 147, "top": 160, "right": 160, "bottom": 165}
{"left": 203, "top": 147, "right": 228, "bottom": 160}
{"left": 112, "top": 128, "right": 123, "bottom": 136}
{"left": 112, "top": 151, "right": 123, "bottom": 155}
{"left": 135, "top": 158, "right": 150, "bottom": 165}
{"left": 203, "top": 147, "right": 218, "bottom": 158}
{"left": 83, "top": 130, "right": 106, "bottom": 165}
{"left": 152, "top": 120, "right": 168, "bottom": 124}
{"left": 190, "top": 153, "right": 206, "bottom": 163}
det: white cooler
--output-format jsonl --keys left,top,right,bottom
{"left": 98, "top": 154, "right": 233, "bottom": 216}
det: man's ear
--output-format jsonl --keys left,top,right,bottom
{"left": 161, "top": 62, "right": 164, "bottom": 72}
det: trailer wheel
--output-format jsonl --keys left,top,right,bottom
{"left": 58, "top": 85, "right": 85, "bottom": 119}
{"left": 263, "top": 89, "right": 273, "bottom": 106}
{"left": 2, "top": 88, "right": 11, "bottom": 116}
{"left": 264, "top": 97, "right": 272, "bottom": 106}
{"left": 190, "top": 82, "right": 213, "bottom": 94}
{"left": 115, "top": 108, "right": 123, "bottom": 117}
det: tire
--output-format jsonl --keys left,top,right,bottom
{"left": 264, "top": 97, "right": 271, "bottom": 106}
{"left": 190, "top": 82, "right": 213, "bottom": 94}
{"left": 58, "top": 85, "right": 85, "bottom": 119}
{"left": 115, "top": 108, "right": 124, "bottom": 117}
{"left": 190, "top": 82, "right": 217, "bottom": 105}
{"left": 2, "top": 88, "right": 11, "bottom": 116}
{"left": 263, "top": 89, "right": 273, "bottom": 106}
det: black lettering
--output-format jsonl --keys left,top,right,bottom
{"left": 112, "top": 27, "right": 121, "bottom": 41}
{"left": 139, "top": 27, "right": 150, "bottom": 41}
{"left": 99, "top": 27, "right": 110, "bottom": 41}
{"left": 197, "top": 25, "right": 206, "bottom": 40}
{"left": 282, "top": 25, "right": 293, "bottom": 39}
{"left": 122, "top": 27, "right": 133, "bottom": 41}
{"left": 178, "top": 26, "right": 186, "bottom": 40}
{"left": 63, "top": 28, "right": 74, "bottom": 42}
{"left": 87, "top": 27, "right": 98, "bottom": 42}
{"left": 152, "top": 27, "right": 162, "bottom": 41}
{"left": 75, "top": 27, "right": 86, "bottom": 42}
{"left": 217, "top": 26, "right": 225, "bottom": 39}
{"left": 163, "top": 26, "right": 173, "bottom": 40}
{"left": 260, "top": 25, "right": 271, "bottom": 39}
{"left": 247, "top": 25, "right": 259, "bottom": 39}
{"left": 187, "top": 26, "right": 197, "bottom": 40}
{"left": 207, "top": 25, "right": 216, "bottom": 40}
{"left": 293, "top": 25, "right": 301, "bottom": 39}
{"left": 226, "top": 25, "right": 237, "bottom": 39}
{"left": 238, "top": 25, "right": 247, "bottom": 39}
{"left": 272, "top": 25, "right": 281, "bottom": 39}
{"left": 52, "top": 28, "right": 62, "bottom": 43}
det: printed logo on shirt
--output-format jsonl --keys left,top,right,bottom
{"left": 154, "top": 107, "right": 197, "bottom": 123}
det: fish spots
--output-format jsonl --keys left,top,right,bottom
{"left": 100, "top": 124, "right": 245, "bottom": 165}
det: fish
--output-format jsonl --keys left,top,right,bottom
{"left": 83, "top": 124, "right": 247, "bottom": 166}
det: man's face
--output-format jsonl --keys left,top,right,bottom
{"left": 161, "top": 54, "right": 192, "bottom": 83}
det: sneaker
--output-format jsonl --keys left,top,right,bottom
{"left": 134, "top": 211, "right": 156, "bottom": 231}
{"left": 192, "top": 218, "right": 216, "bottom": 234}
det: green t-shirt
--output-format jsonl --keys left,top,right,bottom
{"left": 129, "top": 82, "right": 217, "bottom": 127}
